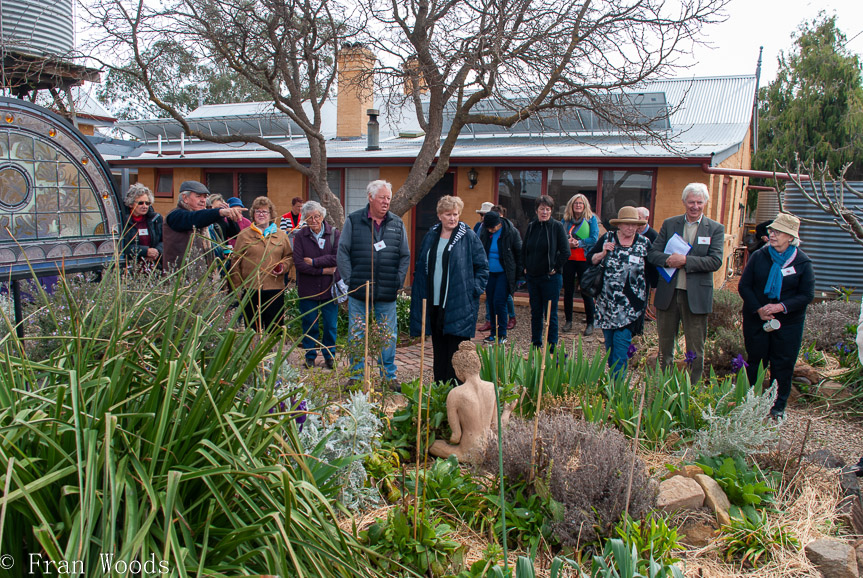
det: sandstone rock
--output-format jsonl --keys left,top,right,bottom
{"left": 663, "top": 465, "right": 704, "bottom": 480}
{"left": 678, "top": 515, "right": 718, "bottom": 548}
{"left": 694, "top": 474, "right": 732, "bottom": 527}
{"left": 656, "top": 476, "right": 704, "bottom": 513}
{"left": 794, "top": 363, "right": 823, "bottom": 385}
{"left": 820, "top": 380, "right": 853, "bottom": 402}
{"left": 854, "top": 539, "right": 863, "bottom": 576}
{"left": 804, "top": 538, "right": 859, "bottom": 578}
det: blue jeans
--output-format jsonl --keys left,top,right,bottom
{"left": 526, "top": 274, "right": 563, "bottom": 347}
{"left": 486, "top": 272, "right": 509, "bottom": 339}
{"left": 486, "top": 293, "right": 515, "bottom": 321}
{"left": 348, "top": 296, "right": 397, "bottom": 381}
{"left": 299, "top": 298, "right": 337, "bottom": 363}
{"left": 603, "top": 327, "right": 633, "bottom": 377}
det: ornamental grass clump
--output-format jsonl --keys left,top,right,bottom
{"left": 0, "top": 265, "right": 382, "bottom": 576}
{"left": 485, "top": 413, "right": 655, "bottom": 546}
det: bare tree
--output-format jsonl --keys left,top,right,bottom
{"left": 82, "top": 0, "right": 728, "bottom": 224}
{"left": 81, "top": 0, "right": 355, "bottom": 224}
{"left": 779, "top": 159, "right": 863, "bottom": 246}
{"left": 363, "top": 0, "right": 729, "bottom": 215}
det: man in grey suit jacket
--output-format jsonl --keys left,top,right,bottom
{"left": 647, "top": 183, "right": 725, "bottom": 383}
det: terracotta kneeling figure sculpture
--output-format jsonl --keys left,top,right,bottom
{"left": 429, "top": 341, "right": 515, "bottom": 465}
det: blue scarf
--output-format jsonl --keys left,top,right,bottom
{"left": 251, "top": 223, "right": 279, "bottom": 238}
{"left": 764, "top": 245, "right": 797, "bottom": 300}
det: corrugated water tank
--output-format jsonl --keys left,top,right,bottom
{"left": 0, "top": 0, "right": 75, "bottom": 57}
{"left": 783, "top": 182, "right": 863, "bottom": 297}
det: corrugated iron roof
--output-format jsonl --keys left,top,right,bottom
{"left": 107, "top": 75, "right": 756, "bottom": 165}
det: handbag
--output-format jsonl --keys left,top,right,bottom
{"left": 580, "top": 232, "right": 614, "bottom": 298}
{"left": 580, "top": 260, "right": 605, "bottom": 298}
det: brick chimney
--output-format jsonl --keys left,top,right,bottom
{"left": 337, "top": 43, "right": 376, "bottom": 139}
{"left": 403, "top": 56, "right": 428, "bottom": 96}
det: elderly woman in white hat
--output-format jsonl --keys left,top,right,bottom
{"left": 587, "top": 206, "right": 652, "bottom": 376}
{"left": 738, "top": 212, "right": 814, "bottom": 419}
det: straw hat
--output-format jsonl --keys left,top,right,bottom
{"left": 476, "top": 202, "right": 494, "bottom": 214}
{"left": 768, "top": 212, "right": 800, "bottom": 239}
{"left": 609, "top": 206, "right": 647, "bottom": 227}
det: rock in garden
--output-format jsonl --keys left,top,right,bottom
{"left": 678, "top": 514, "right": 718, "bottom": 547}
{"left": 794, "top": 363, "right": 822, "bottom": 385}
{"left": 656, "top": 475, "right": 704, "bottom": 513}
{"left": 841, "top": 472, "right": 861, "bottom": 500}
{"left": 694, "top": 474, "right": 732, "bottom": 526}
{"left": 854, "top": 539, "right": 863, "bottom": 576}
{"left": 806, "top": 449, "right": 846, "bottom": 469}
{"left": 663, "top": 465, "right": 704, "bottom": 480}
{"left": 820, "top": 380, "right": 853, "bottom": 402}
{"left": 804, "top": 538, "right": 859, "bottom": 578}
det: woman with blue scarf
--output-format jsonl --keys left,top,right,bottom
{"left": 230, "top": 197, "right": 293, "bottom": 332}
{"left": 738, "top": 213, "right": 814, "bottom": 419}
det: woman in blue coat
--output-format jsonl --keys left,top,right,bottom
{"left": 410, "top": 196, "right": 489, "bottom": 385}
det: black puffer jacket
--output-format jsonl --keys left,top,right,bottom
{"left": 480, "top": 217, "right": 523, "bottom": 293}
{"left": 121, "top": 207, "right": 163, "bottom": 264}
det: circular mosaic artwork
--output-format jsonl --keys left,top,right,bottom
{"left": 0, "top": 164, "right": 32, "bottom": 210}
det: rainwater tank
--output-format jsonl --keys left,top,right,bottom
{"left": 783, "top": 182, "right": 863, "bottom": 297}
{"left": 0, "top": 0, "right": 75, "bottom": 57}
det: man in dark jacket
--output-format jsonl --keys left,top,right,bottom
{"left": 647, "top": 183, "right": 724, "bottom": 384}
{"left": 162, "top": 181, "right": 243, "bottom": 271}
{"left": 522, "top": 195, "right": 569, "bottom": 350}
{"left": 479, "top": 211, "right": 522, "bottom": 343}
{"left": 337, "top": 180, "right": 410, "bottom": 386}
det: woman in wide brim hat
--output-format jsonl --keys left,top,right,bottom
{"left": 587, "top": 206, "right": 651, "bottom": 376}
{"left": 738, "top": 212, "right": 815, "bottom": 419}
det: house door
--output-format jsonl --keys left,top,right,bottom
{"left": 413, "top": 173, "right": 455, "bottom": 260}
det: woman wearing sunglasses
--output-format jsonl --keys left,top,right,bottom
{"left": 121, "top": 183, "right": 163, "bottom": 270}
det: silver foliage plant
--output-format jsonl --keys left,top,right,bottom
{"left": 300, "top": 391, "right": 383, "bottom": 511}
{"left": 0, "top": 291, "right": 12, "bottom": 338}
{"left": 693, "top": 382, "right": 779, "bottom": 458}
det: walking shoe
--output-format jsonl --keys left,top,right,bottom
{"left": 478, "top": 321, "right": 492, "bottom": 332}
{"left": 384, "top": 379, "right": 402, "bottom": 393}
{"left": 843, "top": 458, "right": 863, "bottom": 477}
{"left": 583, "top": 323, "right": 594, "bottom": 336}
{"left": 562, "top": 321, "right": 572, "bottom": 333}
{"left": 507, "top": 317, "right": 517, "bottom": 330}
{"left": 304, "top": 359, "right": 316, "bottom": 369}
{"left": 483, "top": 335, "right": 507, "bottom": 345}
{"left": 324, "top": 358, "right": 335, "bottom": 370}
{"left": 768, "top": 409, "right": 785, "bottom": 420}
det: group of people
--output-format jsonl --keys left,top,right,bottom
{"left": 121, "top": 177, "right": 819, "bottom": 418}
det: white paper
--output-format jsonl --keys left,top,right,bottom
{"left": 660, "top": 233, "right": 691, "bottom": 282}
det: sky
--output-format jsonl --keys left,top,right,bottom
{"left": 680, "top": 0, "right": 863, "bottom": 84}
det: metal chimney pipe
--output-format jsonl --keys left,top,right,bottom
{"left": 366, "top": 109, "right": 380, "bottom": 151}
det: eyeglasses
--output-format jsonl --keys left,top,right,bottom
{"left": 305, "top": 214, "right": 322, "bottom": 221}
{"left": 254, "top": 210, "right": 270, "bottom": 216}
{"left": 136, "top": 201, "right": 151, "bottom": 206}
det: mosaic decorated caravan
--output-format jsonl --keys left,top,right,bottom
{"left": 0, "top": 97, "right": 122, "bottom": 280}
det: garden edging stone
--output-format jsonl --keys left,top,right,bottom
{"left": 804, "top": 538, "right": 859, "bottom": 578}
{"left": 656, "top": 475, "right": 705, "bottom": 513}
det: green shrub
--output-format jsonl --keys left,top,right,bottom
{"left": 405, "top": 456, "right": 491, "bottom": 531}
{"left": 486, "top": 481, "right": 561, "bottom": 553}
{"left": 612, "top": 513, "right": 682, "bottom": 568}
{"left": 692, "top": 382, "right": 779, "bottom": 458}
{"left": 695, "top": 455, "right": 778, "bottom": 508}
{"left": 0, "top": 267, "right": 381, "bottom": 576}
{"left": 384, "top": 378, "right": 452, "bottom": 460}
{"left": 708, "top": 288, "right": 743, "bottom": 336}
{"left": 720, "top": 509, "right": 799, "bottom": 568}
{"left": 362, "top": 506, "right": 465, "bottom": 577}
{"left": 804, "top": 299, "right": 860, "bottom": 350}
{"left": 705, "top": 325, "right": 747, "bottom": 370}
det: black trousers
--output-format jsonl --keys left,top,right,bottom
{"left": 743, "top": 316, "right": 805, "bottom": 413}
{"left": 243, "top": 289, "right": 284, "bottom": 332}
{"left": 430, "top": 306, "right": 467, "bottom": 385}
{"left": 562, "top": 259, "right": 595, "bottom": 324}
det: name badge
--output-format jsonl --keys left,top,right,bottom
{"left": 374, "top": 240, "right": 386, "bottom": 252}
{"left": 697, "top": 236, "right": 710, "bottom": 245}
{"left": 317, "top": 238, "right": 326, "bottom": 249}
{"left": 628, "top": 255, "right": 641, "bottom": 264}
{"left": 138, "top": 228, "right": 149, "bottom": 236}
{"left": 781, "top": 266, "right": 796, "bottom": 276}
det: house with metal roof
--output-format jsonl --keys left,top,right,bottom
{"left": 98, "top": 71, "right": 760, "bottom": 287}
